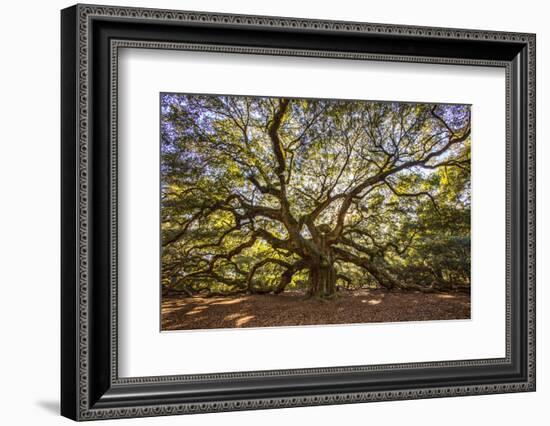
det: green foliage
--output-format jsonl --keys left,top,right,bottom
{"left": 160, "top": 95, "right": 471, "bottom": 296}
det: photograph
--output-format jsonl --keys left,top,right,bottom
{"left": 160, "top": 94, "right": 472, "bottom": 331}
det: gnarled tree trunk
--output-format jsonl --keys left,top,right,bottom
{"left": 307, "top": 262, "right": 337, "bottom": 297}
{"left": 306, "top": 236, "right": 337, "bottom": 298}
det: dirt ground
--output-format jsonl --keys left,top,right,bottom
{"left": 161, "top": 289, "right": 470, "bottom": 331}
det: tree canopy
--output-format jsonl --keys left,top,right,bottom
{"left": 160, "top": 94, "right": 471, "bottom": 298}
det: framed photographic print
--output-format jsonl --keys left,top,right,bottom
{"left": 61, "top": 4, "right": 536, "bottom": 421}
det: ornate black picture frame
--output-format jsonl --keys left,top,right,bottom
{"left": 61, "top": 4, "right": 536, "bottom": 421}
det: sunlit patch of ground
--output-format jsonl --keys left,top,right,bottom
{"left": 437, "top": 294, "right": 457, "bottom": 299}
{"left": 161, "top": 289, "right": 471, "bottom": 331}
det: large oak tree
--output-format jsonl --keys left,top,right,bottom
{"left": 161, "top": 95, "right": 471, "bottom": 298}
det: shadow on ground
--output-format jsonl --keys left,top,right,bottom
{"left": 162, "top": 289, "right": 470, "bottom": 331}
{"left": 35, "top": 400, "right": 59, "bottom": 415}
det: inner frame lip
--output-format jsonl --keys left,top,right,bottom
{"left": 109, "top": 39, "right": 511, "bottom": 386}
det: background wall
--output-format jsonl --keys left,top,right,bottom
{"left": 0, "top": 0, "right": 546, "bottom": 424}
